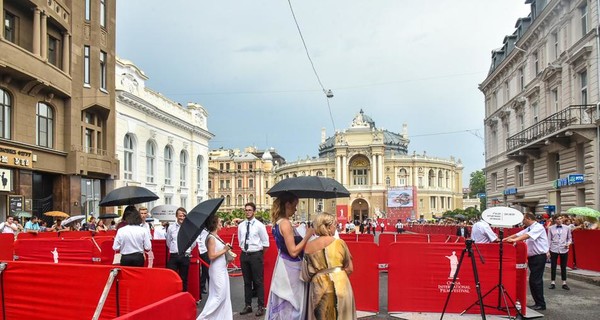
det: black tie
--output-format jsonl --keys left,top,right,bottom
{"left": 556, "top": 225, "right": 562, "bottom": 229}
{"left": 244, "top": 220, "right": 250, "bottom": 251}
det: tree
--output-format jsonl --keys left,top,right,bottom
{"left": 469, "top": 170, "right": 487, "bottom": 211}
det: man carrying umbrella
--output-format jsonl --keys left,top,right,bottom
{"left": 166, "top": 207, "right": 196, "bottom": 291}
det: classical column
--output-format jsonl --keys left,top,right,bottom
{"left": 378, "top": 154, "right": 384, "bottom": 186}
{"left": 342, "top": 156, "right": 348, "bottom": 185}
{"left": 40, "top": 12, "right": 48, "bottom": 60}
{"left": 33, "top": 8, "right": 41, "bottom": 56}
{"left": 371, "top": 154, "right": 377, "bottom": 185}
{"left": 336, "top": 156, "right": 341, "bottom": 182}
{"left": 0, "top": 1, "right": 4, "bottom": 40}
{"left": 62, "top": 32, "right": 70, "bottom": 73}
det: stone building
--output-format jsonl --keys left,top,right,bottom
{"left": 115, "top": 58, "right": 213, "bottom": 212}
{"left": 481, "top": 0, "right": 599, "bottom": 214}
{"left": 0, "top": 0, "right": 118, "bottom": 219}
{"left": 273, "top": 110, "right": 464, "bottom": 222}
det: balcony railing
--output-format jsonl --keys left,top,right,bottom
{"left": 506, "top": 105, "right": 597, "bottom": 152}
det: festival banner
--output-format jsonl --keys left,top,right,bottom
{"left": 387, "top": 187, "right": 414, "bottom": 208}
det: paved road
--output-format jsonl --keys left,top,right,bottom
{"left": 196, "top": 265, "right": 600, "bottom": 319}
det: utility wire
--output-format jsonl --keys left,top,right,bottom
{"left": 287, "top": 0, "right": 336, "bottom": 130}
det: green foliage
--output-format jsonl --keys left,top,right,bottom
{"left": 217, "top": 209, "right": 271, "bottom": 224}
{"left": 469, "top": 170, "right": 486, "bottom": 197}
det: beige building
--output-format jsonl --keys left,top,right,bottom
{"left": 0, "top": 0, "right": 118, "bottom": 219}
{"left": 207, "top": 147, "right": 284, "bottom": 212}
{"left": 481, "top": 0, "right": 599, "bottom": 214}
{"left": 274, "top": 110, "right": 464, "bottom": 222}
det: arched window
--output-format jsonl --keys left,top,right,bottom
{"left": 123, "top": 134, "right": 134, "bottom": 180}
{"left": 146, "top": 140, "right": 156, "bottom": 183}
{"left": 226, "top": 195, "right": 231, "bottom": 206}
{"left": 428, "top": 169, "right": 435, "bottom": 187}
{"left": 0, "top": 89, "right": 11, "bottom": 139}
{"left": 398, "top": 168, "right": 408, "bottom": 187}
{"left": 196, "top": 156, "right": 204, "bottom": 191}
{"left": 180, "top": 150, "right": 188, "bottom": 187}
{"left": 237, "top": 194, "right": 243, "bottom": 206}
{"left": 446, "top": 171, "right": 450, "bottom": 188}
{"left": 316, "top": 171, "right": 323, "bottom": 176}
{"left": 36, "top": 102, "right": 54, "bottom": 148}
{"left": 385, "top": 176, "right": 391, "bottom": 187}
{"left": 438, "top": 170, "right": 443, "bottom": 187}
{"left": 248, "top": 194, "right": 254, "bottom": 203}
{"left": 164, "top": 146, "right": 173, "bottom": 185}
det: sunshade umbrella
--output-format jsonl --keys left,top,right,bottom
{"left": 99, "top": 186, "right": 159, "bottom": 207}
{"left": 454, "top": 214, "right": 467, "bottom": 221}
{"left": 267, "top": 176, "right": 350, "bottom": 199}
{"left": 98, "top": 213, "right": 119, "bottom": 219}
{"left": 61, "top": 215, "right": 86, "bottom": 227}
{"left": 177, "top": 198, "right": 224, "bottom": 255}
{"left": 43, "top": 211, "right": 69, "bottom": 219}
{"left": 566, "top": 207, "right": 600, "bottom": 218}
{"left": 13, "top": 211, "right": 32, "bottom": 218}
{"left": 150, "top": 204, "right": 179, "bottom": 222}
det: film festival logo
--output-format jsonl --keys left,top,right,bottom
{"left": 437, "top": 251, "right": 471, "bottom": 294}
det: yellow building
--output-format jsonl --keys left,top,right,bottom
{"left": 274, "top": 110, "right": 464, "bottom": 222}
{"left": 1, "top": 0, "right": 118, "bottom": 219}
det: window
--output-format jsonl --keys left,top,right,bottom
{"left": 237, "top": 179, "right": 242, "bottom": 188}
{"left": 48, "top": 36, "right": 59, "bottom": 67}
{"left": 385, "top": 176, "right": 390, "bottom": 187}
{"left": 100, "top": 51, "right": 107, "bottom": 90}
{"left": 533, "top": 52, "right": 539, "bottom": 75}
{"left": 249, "top": 163, "right": 253, "bottom": 171}
{"left": 100, "top": 0, "right": 107, "bottom": 28}
{"left": 164, "top": 146, "right": 173, "bottom": 185}
{"left": 552, "top": 32, "right": 559, "bottom": 60}
{"left": 165, "top": 196, "right": 172, "bottom": 205}
{"left": 580, "top": 70, "right": 588, "bottom": 104}
{"left": 84, "top": 46, "right": 90, "bottom": 85}
{"left": 225, "top": 163, "right": 230, "bottom": 171}
{"left": 503, "top": 168, "right": 508, "bottom": 188}
{"left": 519, "top": 67, "right": 524, "bottom": 91}
{"left": 0, "top": 89, "right": 11, "bottom": 139}
{"left": 219, "top": 163, "right": 224, "bottom": 171}
{"left": 491, "top": 172, "right": 498, "bottom": 191}
{"left": 418, "top": 177, "right": 423, "bottom": 188}
{"left": 576, "top": 143, "right": 585, "bottom": 172}
{"left": 532, "top": 103, "right": 539, "bottom": 124}
{"left": 430, "top": 196, "right": 436, "bottom": 209}
{"left": 445, "top": 171, "right": 449, "bottom": 188}
{"left": 548, "top": 153, "right": 560, "bottom": 180}
{"left": 84, "top": 128, "right": 93, "bottom": 152}
{"left": 146, "top": 141, "right": 156, "bottom": 183}
{"left": 4, "top": 11, "right": 16, "bottom": 43}
{"left": 82, "top": 111, "right": 104, "bottom": 154}
{"left": 180, "top": 197, "right": 187, "bottom": 209}
{"left": 196, "top": 156, "right": 203, "bottom": 190}
{"left": 518, "top": 114, "right": 525, "bottom": 131}
{"left": 226, "top": 195, "right": 231, "bottom": 206}
{"left": 438, "top": 170, "right": 443, "bottom": 187}
{"left": 249, "top": 179, "right": 254, "bottom": 188}
{"left": 249, "top": 194, "right": 254, "bottom": 203}
{"left": 516, "top": 165, "right": 524, "bottom": 187}
{"left": 428, "top": 170, "right": 435, "bottom": 187}
{"left": 505, "top": 81, "right": 510, "bottom": 101}
{"left": 237, "top": 195, "right": 243, "bottom": 206}
{"left": 398, "top": 168, "right": 408, "bottom": 186}
{"left": 581, "top": 3, "right": 588, "bottom": 37}
{"left": 123, "top": 134, "right": 134, "bottom": 180}
{"left": 180, "top": 151, "right": 187, "bottom": 187}
{"left": 237, "top": 163, "right": 241, "bottom": 171}
{"left": 219, "top": 180, "right": 224, "bottom": 189}
{"left": 36, "top": 102, "right": 53, "bottom": 148}
{"left": 352, "top": 169, "right": 367, "bottom": 185}
{"left": 85, "top": 0, "right": 91, "bottom": 21}
{"left": 527, "top": 160, "right": 535, "bottom": 185}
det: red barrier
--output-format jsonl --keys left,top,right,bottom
{"left": 14, "top": 239, "right": 98, "bottom": 264}
{"left": 0, "top": 261, "right": 183, "bottom": 319}
{"left": 0, "top": 234, "right": 13, "bottom": 260}
{"left": 514, "top": 241, "right": 528, "bottom": 316}
{"left": 113, "top": 292, "right": 197, "bottom": 320}
{"left": 58, "top": 230, "right": 94, "bottom": 238}
{"left": 16, "top": 232, "right": 57, "bottom": 239}
{"left": 263, "top": 240, "right": 278, "bottom": 304}
{"left": 387, "top": 242, "right": 520, "bottom": 316}
{"left": 347, "top": 241, "right": 379, "bottom": 312}
{"left": 188, "top": 250, "right": 200, "bottom": 301}
{"left": 572, "top": 229, "right": 600, "bottom": 271}
{"left": 151, "top": 239, "right": 168, "bottom": 268}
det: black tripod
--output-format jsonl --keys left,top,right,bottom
{"left": 440, "top": 239, "right": 486, "bottom": 320}
{"left": 461, "top": 228, "right": 522, "bottom": 319}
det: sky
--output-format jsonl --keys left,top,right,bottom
{"left": 116, "top": 0, "right": 532, "bottom": 187}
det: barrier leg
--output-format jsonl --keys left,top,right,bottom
{"left": 93, "top": 268, "right": 120, "bottom": 320}
{"left": 0, "top": 262, "right": 6, "bottom": 320}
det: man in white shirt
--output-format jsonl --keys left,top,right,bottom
{"left": 166, "top": 207, "right": 195, "bottom": 292}
{"left": 395, "top": 219, "right": 404, "bottom": 234}
{"left": 471, "top": 220, "right": 498, "bottom": 243}
{"left": 238, "top": 202, "right": 269, "bottom": 316}
{"left": 1, "top": 216, "right": 20, "bottom": 235}
{"left": 504, "top": 212, "right": 549, "bottom": 311}
{"left": 196, "top": 228, "right": 210, "bottom": 294}
{"left": 548, "top": 215, "right": 572, "bottom": 290}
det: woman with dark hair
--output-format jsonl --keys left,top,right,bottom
{"left": 265, "top": 192, "right": 314, "bottom": 320}
{"left": 197, "top": 214, "right": 233, "bottom": 320}
{"left": 112, "top": 206, "right": 151, "bottom": 267}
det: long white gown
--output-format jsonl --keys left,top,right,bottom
{"left": 197, "top": 234, "right": 232, "bottom": 320}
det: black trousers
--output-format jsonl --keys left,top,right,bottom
{"left": 121, "top": 252, "right": 144, "bottom": 267}
{"left": 167, "top": 253, "right": 190, "bottom": 291}
{"left": 199, "top": 252, "right": 210, "bottom": 292}
{"left": 528, "top": 254, "right": 547, "bottom": 307}
{"left": 241, "top": 250, "right": 264, "bottom": 307}
{"left": 550, "top": 251, "right": 568, "bottom": 281}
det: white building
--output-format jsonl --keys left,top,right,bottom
{"left": 114, "top": 58, "right": 214, "bottom": 211}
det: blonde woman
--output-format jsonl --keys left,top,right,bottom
{"left": 301, "top": 212, "right": 356, "bottom": 320}
{"left": 265, "top": 192, "right": 314, "bottom": 320}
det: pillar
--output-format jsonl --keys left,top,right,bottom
{"left": 33, "top": 8, "right": 41, "bottom": 56}
{"left": 40, "top": 12, "right": 47, "bottom": 60}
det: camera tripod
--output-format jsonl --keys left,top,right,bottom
{"left": 440, "top": 239, "right": 486, "bottom": 320}
{"left": 461, "top": 228, "right": 522, "bottom": 319}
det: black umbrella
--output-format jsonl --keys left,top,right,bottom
{"left": 267, "top": 176, "right": 350, "bottom": 199}
{"left": 98, "top": 213, "right": 119, "bottom": 219}
{"left": 454, "top": 214, "right": 467, "bottom": 221}
{"left": 177, "top": 198, "right": 224, "bottom": 255}
{"left": 99, "top": 186, "right": 159, "bottom": 207}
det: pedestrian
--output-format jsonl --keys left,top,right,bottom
{"left": 395, "top": 219, "right": 404, "bottom": 234}
{"left": 138, "top": 207, "right": 152, "bottom": 238}
{"left": 548, "top": 215, "right": 572, "bottom": 290}
{"left": 24, "top": 216, "right": 41, "bottom": 233}
{"left": 301, "top": 212, "right": 356, "bottom": 319}
{"left": 153, "top": 221, "right": 169, "bottom": 239}
{"left": 265, "top": 192, "right": 314, "bottom": 320}
{"left": 197, "top": 215, "right": 233, "bottom": 320}
{"left": 238, "top": 202, "right": 269, "bottom": 316}
{"left": 456, "top": 222, "right": 470, "bottom": 238}
{"left": 379, "top": 221, "right": 385, "bottom": 233}
{"left": 471, "top": 219, "right": 498, "bottom": 243}
{"left": 166, "top": 207, "right": 195, "bottom": 291}
{"left": 1, "top": 216, "right": 21, "bottom": 235}
{"left": 196, "top": 228, "right": 210, "bottom": 295}
{"left": 112, "top": 206, "right": 151, "bottom": 267}
{"left": 504, "top": 212, "right": 549, "bottom": 311}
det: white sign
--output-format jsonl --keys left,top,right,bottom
{"left": 150, "top": 204, "right": 178, "bottom": 222}
{"left": 481, "top": 206, "right": 524, "bottom": 227}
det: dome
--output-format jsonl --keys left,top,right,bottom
{"left": 262, "top": 150, "right": 273, "bottom": 161}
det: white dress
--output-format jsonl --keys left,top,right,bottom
{"left": 197, "top": 234, "right": 232, "bottom": 320}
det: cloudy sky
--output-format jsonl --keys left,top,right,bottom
{"left": 116, "top": 0, "right": 531, "bottom": 187}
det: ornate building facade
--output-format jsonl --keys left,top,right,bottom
{"left": 115, "top": 58, "right": 213, "bottom": 212}
{"left": 0, "top": 0, "right": 119, "bottom": 219}
{"left": 274, "top": 110, "right": 464, "bottom": 222}
{"left": 481, "top": 0, "right": 599, "bottom": 214}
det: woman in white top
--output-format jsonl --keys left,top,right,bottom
{"left": 113, "top": 206, "right": 152, "bottom": 267}
{"left": 197, "top": 214, "right": 233, "bottom": 320}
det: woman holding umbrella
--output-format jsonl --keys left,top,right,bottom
{"left": 265, "top": 192, "right": 314, "bottom": 320}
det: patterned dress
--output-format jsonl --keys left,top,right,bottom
{"left": 301, "top": 239, "right": 356, "bottom": 320}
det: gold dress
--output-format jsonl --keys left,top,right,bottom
{"left": 301, "top": 238, "right": 356, "bottom": 320}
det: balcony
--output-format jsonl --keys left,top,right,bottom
{"left": 67, "top": 145, "right": 119, "bottom": 178}
{"left": 506, "top": 105, "right": 597, "bottom": 161}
